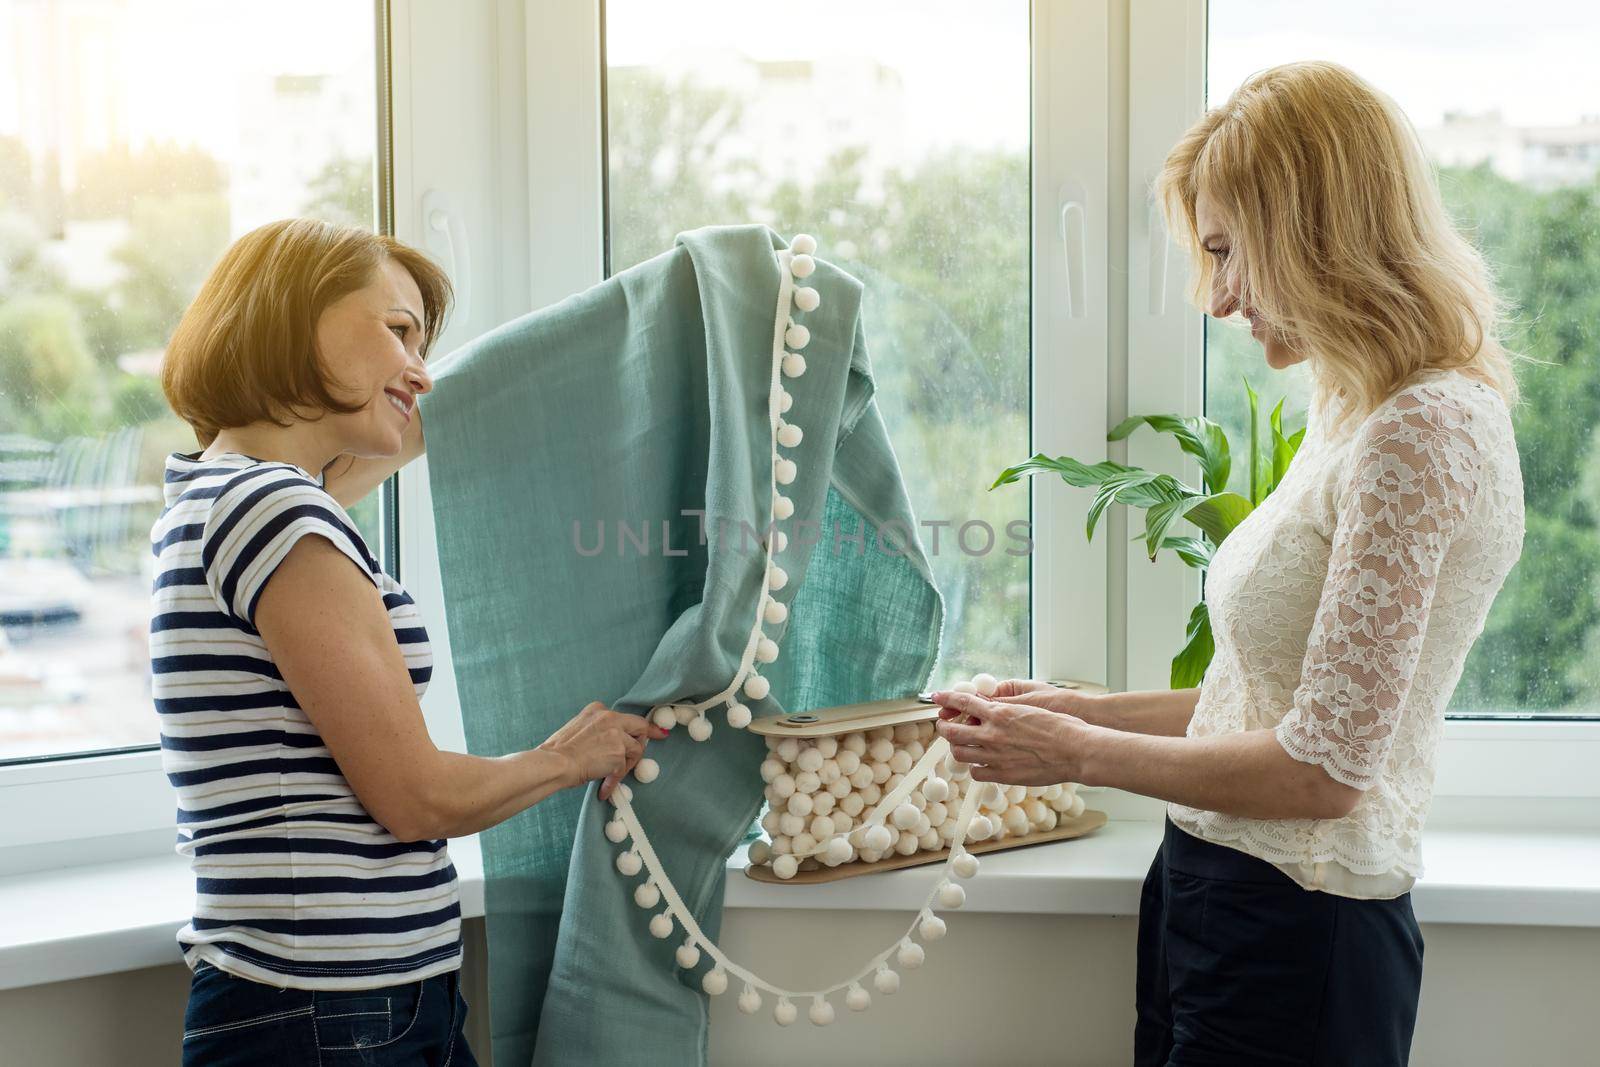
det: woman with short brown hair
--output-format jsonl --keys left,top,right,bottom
{"left": 154, "top": 218, "right": 659, "bottom": 1065}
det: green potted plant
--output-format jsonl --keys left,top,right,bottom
{"left": 992, "top": 380, "right": 1305, "bottom": 688}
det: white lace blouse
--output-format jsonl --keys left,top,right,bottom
{"left": 1168, "top": 368, "right": 1524, "bottom": 899}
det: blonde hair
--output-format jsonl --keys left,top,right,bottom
{"left": 163, "top": 219, "right": 453, "bottom": 446}
{"left": 1157, "top": 60, "right": 1519, "bottom": 425}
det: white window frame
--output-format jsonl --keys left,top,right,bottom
{"left": 4, "top": 0, "right": 1594, "bottom": 875}
{"left": 1123, "top": 0, "right": 1600, "bottom": 808}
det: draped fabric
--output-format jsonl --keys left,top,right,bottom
{"left": 419, "top": 225, "right": 943, "bottom": 1066}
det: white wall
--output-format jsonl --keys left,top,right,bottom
{"left": 4, "top": 912, "right": 1593, "bottom": 1065}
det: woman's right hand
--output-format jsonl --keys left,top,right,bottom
{"left": 538, "top": 702, "right": 668, "bottom": 801}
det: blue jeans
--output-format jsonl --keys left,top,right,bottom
{"left": 182, "top": 960, "right": 478, "bottom": 1066}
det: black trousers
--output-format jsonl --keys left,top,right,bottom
{"left": 1136, "top": 819, "right": 1424, "bottom": 1066}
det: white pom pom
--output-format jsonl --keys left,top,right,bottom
{"left": 834, "top": 750, "right": 860, "bottom": 776}
{"left": 634, "top": 880, "right": 660, "bottom": 908}
{"left": 777, "top": 422, "right": 804, "bottom": 449}
{"left": 617, "top": 851, "right": 642, "bottom": 877}
{"left": 967, "top": 814, "right": 994, "bottom": 841}
{"left": 764, "top": 599, "right": 788, "bottom": 624}
{"left": 649, "top": 911, "right": 673, "bottom": 939}
{"left": 687, "top": 716, "right": 713, "bottom": 743}
{"left": 779, "top": 813, "right": 805, "bottom": 837}
{"left": 796, "top": 747, "right": 823, "bottom": 773}
{"left": 793, "top": 285, "right": 821, "bottom": 312}
{"left": 675, "top": 941, "right": 701, "bottom": 969}
{"left": 894, "top": 832, "right": 919, "bottom": 856}
{"left": 784, "top": 323, "right": 811, "bottom": 350}
{"left": 873, "top": 967, "right": 900, "bottom": 994}
{"left": 810, "top": 814, "right": 836, "bottom": 839}
{"left": 746, "top": 839, "right": 772, "bottom": 866}
{"left": 825, "top": 836, "right": 853, "bottom": 865}
{"left": 790, "top": 253, "right": 816, "bottom": 278}
{"left": 776, "top": 738, "right": 800, "bottom": 762}
{"left": 794, "top": 770, "right": 820, "bottom": 794}
{"left": 744, "top": 674, "right": 771, "bottom": 701}
{"left": 808, "top": 997, "right": 834, "bottom": 1026}
{"left": 1067, "top": 793, "right": 1086, "bottom": 818}
{"left": 842, "top": 732, "right": 867, "bottom": 755}
{"left": 651, "top": 706, "right": 676, "bottom": 730}
{"left": 604, "top": 818, "right": 628, "bottom": 843}
{"left": 952, "top": 679, "right": 978, "bottom": 694}
{"left": 787, "top": 792, "right": 814, "bottom": 818}
{"left": 767, "top": 564, "right": 788, "bottom": 591}
{"left": 727, "top": 702, "right": 753, "bottom": 729}
{"left": 792, "top": 832, "right": 817, "bottom": 856}
{"left": 982, "top": 782, "right": 1007, "bottom": 808}
{"left": 779, "top": 388, "right": 794, "bottom": 413}
{"left": 633, "top": 758, "right": 660, "bottom": 783}
{"left": 837, "top": 984, "right": 868, "bottom": 1013}
{"left": 739, "top": 986, "right": 762, "bottom": 1015}
{"left": 839, "top": 793, "right": 865, "bottom": 817}
{"left": 923, "top": 776, "right": 950, "bottom": 803}
{"left": 773, "top": 854, "right": 799, "bottom": 880}
{"left": 759, "top": 758, "right": 784, "bottom": 783}
{"left": 888, "top": 751, "right": 913, "bottom": 775}
{"left": 867, "top": 738, "right": 895, "bottom": 763}
{"left": 702, "top": 968, "right": 728, "bottom": 996}
{"left": 897, "top": 941, "right": 926, "bottom": 969}
{"left": 774, "top": 998, "right": 798, "bottom": 1026}
{"left": 919, "top": 914, "right": 948, "bottom": 941}
{"left": 772, "top": 773, "right": 797, "bottom": 799}
{"left": 972, "top": 672, "right": 999, "bottom": 696}
{"left": 616, "top": 783, "right": 632, "bottom": 802}
{"left": 924, "top": 801, "right": 948, "bottom": 828}
{"left": 773, "top": 493, "right": 794, "bottom": 520}
{"left": 774, "top": 458, "right": 797, "bottom": 485}
{"left": 891, "top": 803, "right": 920, "bottom": 830}
{"left": 828, "top": 776, "right": 852, "bottom": 799}
{"left": 938, "top": 882, "right": 967, "bottom": 909}
{"left": 813, "top": 736, "right": 837, "bottom": 758}
{"left": 782, "top": 352, "right": 807, "bottom": 379}
{"left": 673, "top": 704, "right": 697, "bottom": 726}
{"left": 863, "top": 824, "right": 892, "bottom": 852}
{"left": 1002, "top": 805, "right": 1029, "bottom": 838}
{"left": 953, "top": 851, "right": 980, "bottom": 879}
{"left": 790, "top": 233, "right": 817, "bottom": 256}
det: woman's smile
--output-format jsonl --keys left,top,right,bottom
{"left": 385, "top": 386, "right": 415, "bottom": 422}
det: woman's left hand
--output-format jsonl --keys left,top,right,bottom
{"left": 931, "top": 689, "right": 1097, "bottom": 785}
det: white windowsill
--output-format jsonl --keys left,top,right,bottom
{"left": 3, "top": 819, "right": 1598, "bottom": 992}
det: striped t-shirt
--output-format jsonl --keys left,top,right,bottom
{"left": 151, "top": 451, "right": 460, "bottom": 990}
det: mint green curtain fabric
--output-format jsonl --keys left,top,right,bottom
{"left": 420, "top": 225, "right": 942, "bottom": 1066}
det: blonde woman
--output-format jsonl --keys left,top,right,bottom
{"left": 153, "top": 219, "right": 665, "bottom": 1065}
{"left": 933, "top": 61, "right": 1524, "bottom": 1065}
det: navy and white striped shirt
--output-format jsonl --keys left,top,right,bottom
{"left": 151, "top": 451, "right": 460, "bottom": 990}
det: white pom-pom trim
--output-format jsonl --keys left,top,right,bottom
{"left": 782, "top": 353, "right": 807, "bottom": 379}
{"left": 793, "top": 286, "right": 820, "bottom": 312}
{"left": 790, "top": 233, "right": 817, "bottom": 256}
{"left": 790, "top": 253, "right": 815, "bottom": 278}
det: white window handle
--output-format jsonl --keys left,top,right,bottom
{"left": 1058, "top": 197, "right": 1087, "bottom": 319}
{"left": 421, "top": 189, "right": 472, "bottom": 328}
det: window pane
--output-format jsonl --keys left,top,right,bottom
{"left": 0, "top": 0, "right": 382, "bottom": 762}
{"left": 604, "top": 1, "right": 1031, "bottom": 681}
{"left": 1205, "top": 2, "right": 1600, "bottom": 717}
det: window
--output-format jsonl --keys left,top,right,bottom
{"left": 0, "top": 0, "right": 384, "bottom": 764}
{"left": 1204, "top": 1, "right": 1600, "bottom": 718}
{"left": 602, "top": 0, "right": 1033, "bottom": 681}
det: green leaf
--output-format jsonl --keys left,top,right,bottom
{"left": 1244, "top": 377, "right": 1271, "bottom": 506}
{"left": 1108, "top": 413, "right": 1231, "bottom": 496}
{"left": 1086, "top": 469, "right": 1190, "bottom": 540}
{"left": 1159, "top": 535, "right": 1214, "bottom": 569}
{"left": 1170, "top": 601, "right": 1215, "bottom": 689}
{"left": 1142, "top": 497, "right": 1195, "bottom": 560}
{"left": 1181, "top": 491, "right": 1254, "bottom": 544}
{"left": 990, "top": 453, "right": 1138, "bottom": 491}
{"left": 1269, "top": 398, "right": 1295, "bottom": 489}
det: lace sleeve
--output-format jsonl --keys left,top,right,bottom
{"left": 1275, "top": 387, "right": 1485, "bottom": 789}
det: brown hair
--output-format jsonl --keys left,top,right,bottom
{"left": 162, "top": 218, "right": 453, "bottom": 445}
{"left": 1156, "top": 61, "right": 1519, "bottom": 427}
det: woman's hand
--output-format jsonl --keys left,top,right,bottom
{"left": 931, "top": 689, "right": 1100, "bottom": 786}
{"left": 988, "top": 679, "right": 1112, "bottom": 727}
{"left": 538, "top": 702, "right": 667, "bottom": 801}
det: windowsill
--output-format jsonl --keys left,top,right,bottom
{"left": 4, "top": 818, "right": 1598, "bottom": 992}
